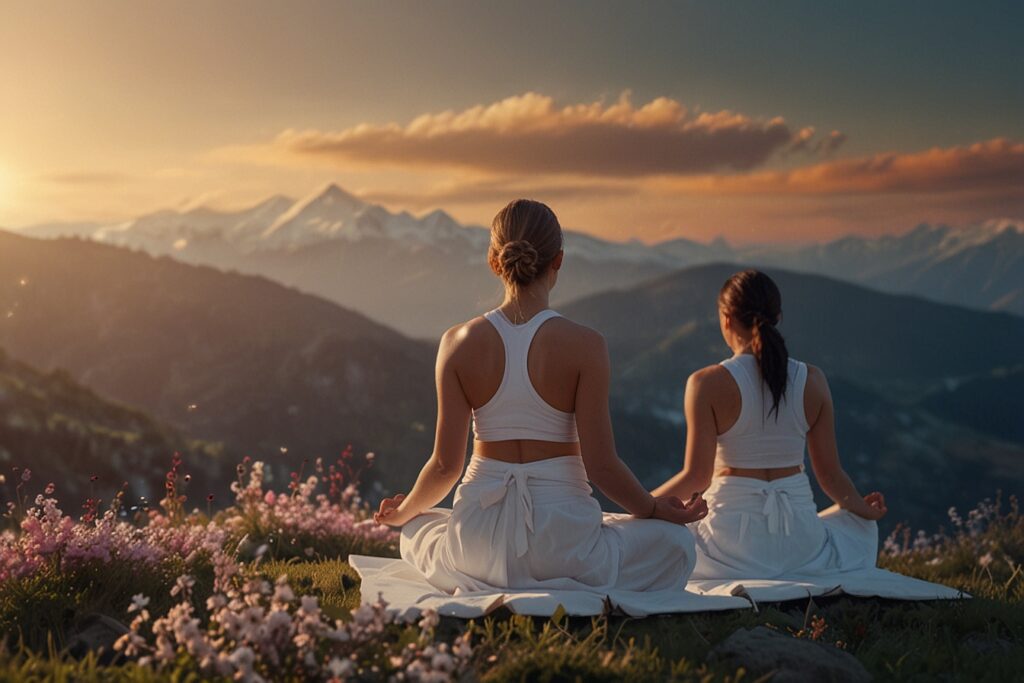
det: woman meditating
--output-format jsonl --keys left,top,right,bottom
{"left": 374, "top": 199, "right": 707, "bottom": 594}
{"left": 654, "top": 269, "right": 886, "bottom": 580}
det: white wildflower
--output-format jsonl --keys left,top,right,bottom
{"left": 418, "top": 609, "right": 440, "bottom": 631}
{"left": 128, "top": 593, "right": 150, "bottom": 613}
{"left": 170, "top": 574, "right": 195, "bottom": 597}
{"left": 328, "top": 657, "right": 354, "bottom": 677}
{"left": 431, "top": 652, "right": 455, "bottom": 672}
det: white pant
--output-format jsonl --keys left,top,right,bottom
{"left": 401, "top": 455, "right": 697, "bottom": 594}
{"left": 693, "top": 472, "right": 878, "bottom": 580}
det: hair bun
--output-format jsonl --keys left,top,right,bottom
{"left": 498, "top": 240, "right": 540, "bottom": 284}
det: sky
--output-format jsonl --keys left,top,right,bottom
{"left": 1, "top": 0, "right": 1022, "bottom": 244}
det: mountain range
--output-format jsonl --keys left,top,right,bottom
{"left": 0, "top": 346, "right": 223, "bottom": 506}
{"left": 0, "top": 230, "right": 436, "bottom": 494}
{"left": 20, "top": 183, "right": 1021, "bottom": 338}
{"left": 1, "top": 229, "right": 1021, "bottom": 530}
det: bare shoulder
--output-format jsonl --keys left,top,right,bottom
{"left": 804, "top": 364, "right": 830, "bottom": 392}
{"left": 545, "top": 317, "right": 607, "bottom": 358}
{"left": 438, "top": 316, "right": 497, "bottom": 358}
{"left": 687, "top": 364, "right": 733, "bottom": 393}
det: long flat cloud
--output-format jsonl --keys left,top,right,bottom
{"left": 219, "top": 92, "right": 823, "bottom": 177}
{"left": 662, "top": 138, "right": 1024, "bottom": 195}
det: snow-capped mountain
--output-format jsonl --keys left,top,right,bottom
{"left": 16, "top": 183, "right": 685, "bottom": 336}
{"left": 257, "top": 185, "right": 489, "bottom": 252}
{"left": 12, "top": 183, "right": 1023, "bottom": 336}
{"left": 739, "top": 220, "right": 1024, "bottom": 316}
{"left": 68, "top": 182, "right": 674, "bottom": 263}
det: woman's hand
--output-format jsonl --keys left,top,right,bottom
{"left": 374, "top": 493, "right": 407, "bottom": 527}
{"left": 857, "top": 491, "right": 887, "bottom": 521}
{"left": 650, "top": 493, "right": 709, "bottom": 525}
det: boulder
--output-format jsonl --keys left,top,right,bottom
{"left": 66, "top": 613, "right": 130, "bottom": 664}
{"left": 709, "top": 626, "right": 871, "bottom": 682}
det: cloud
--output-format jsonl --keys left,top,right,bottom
{"left": 787, "top": 128, "right": 847, "bottom": 156}
{"left": 660, "top": 138, "right": 1024, "bottom": 196}
{"left": 815, "top": 130, "right": 847, "bottom": 156}
{"left": 38, "top": 171, "right": 134, "bottom": 185}
{"left": 212, "top": 92, "right": 823, "bottom": 177}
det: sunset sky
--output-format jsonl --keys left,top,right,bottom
{"left": 1, "top": 1, "right": 1022, "bottom": 243}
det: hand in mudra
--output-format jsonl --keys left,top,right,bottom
{"left": 860, "top": 491, "right": 887, "bottom": 520}
{"left": 652, "top": 493, "right": 708, "bottom": 525}
{"left": 374, "top": 493, "right": 406, "bottom": 527}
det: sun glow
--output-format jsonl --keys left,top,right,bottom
{"left": 0, "top": 164, "right": 11, "bottom": 209}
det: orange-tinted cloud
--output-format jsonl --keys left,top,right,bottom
{"left": 662, "top": 138, "right": 1024, "bottom": 196}
{"left": 216, "top": 92, "right": 826, "bottom": 177}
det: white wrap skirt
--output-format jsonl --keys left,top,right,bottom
{"left": 693, "top": 471, "right": 878, "bottom": 579}
{"left": 401, "top": 454, "right": 697, "bottom": 594}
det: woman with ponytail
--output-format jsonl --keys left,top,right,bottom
{"left": 374, "top": 199, "right": 706, "bottom": 600}
{"left": 653, "top": 269, "right": 887, "bottom": 580}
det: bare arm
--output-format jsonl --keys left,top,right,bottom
{"left": 375, "top": 326, "right": 471, "bottom": 527}
{"left": 805, "top": 366, "right": 886, "bottom": 520}
{"left": 576, "top": 332, "right": 707, "bottom": 524}
{"left": 652, "top": 369, "right": 718, "bottom": 500}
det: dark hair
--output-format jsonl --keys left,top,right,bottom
{"left": 718, "top": 269, "right": 789, "bottom": 420}
{"left": 488, "top": 199, "right": 563, "bottom": 288}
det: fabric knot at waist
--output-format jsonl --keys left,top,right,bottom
{"left": 477, "top": 469, "right": 535, "bottom": 558}
{"left": 738, "top": 487, "right": 796, "bottom": 544}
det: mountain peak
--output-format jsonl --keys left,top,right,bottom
{"left": 310, "top": 182, "right": 362, "bottom": 206}
{"left": 979, "top": 218, "right": 1023, "bottom": 235}
{"left": 421, "top": 208, "right": 457, "bottom": 225}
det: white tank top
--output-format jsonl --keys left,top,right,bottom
{"left": 715, "top": 354, "right": 810, "bottom": 469}
{"left": 471, "top": 308, "right": 580, "bottom": 443}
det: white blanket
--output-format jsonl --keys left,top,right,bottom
{"left": 348, "top": 557, "right": 962, "bottom": 618}
{"left": 349, "top": 555, "right": 966, "bottom": 618}
{"left": 349, "top": 554, "right": 749, "bottom": 617}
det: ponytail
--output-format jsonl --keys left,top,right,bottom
{"left": 719, "top": 270, "right": 789, "bottom": 420}
{"left": 750, "top": 315, "right": 789, "bottom": 420}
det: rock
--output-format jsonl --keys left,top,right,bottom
{"left": 963, "top": 634, "right": 1014, "bottom": 655}
{"left": 709, "top": 626, "right": 871, "bottom": 683}
{"left": 65, "top": 613, "right": 130, "bottom": 664}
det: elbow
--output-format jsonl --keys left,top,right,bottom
{"left": 686, "top": 467, "right": 714, "bottom": 496}
{"left": 587, "top": 469, "right": 619, "bottom": 497}
{"left": 430, "top": 453, "right": 464, "bottom": 483}
{"left": 814, "top": 468, "right": 845, "bottom": 492}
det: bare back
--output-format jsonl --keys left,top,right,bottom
{"left": 447, "top": 313, "right": 586, "bottom": 462}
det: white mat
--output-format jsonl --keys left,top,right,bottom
{"left": 349, "top": 555, "right": 967, "bottom": 618}
{"left": 350, "top": 555, "right": 749, "bottom": 617}
{"left": 689, "top": 569, "right": 968, "bottom": 609}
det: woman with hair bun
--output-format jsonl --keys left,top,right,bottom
{"left": 375, "top": 199, "right": 706, "bottom": 596}
{"left": 653, "top": 269, "right": 886, "bottom": 579}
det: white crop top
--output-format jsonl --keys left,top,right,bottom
{"left": 471, "top": 308, "right": 580, "bottom": 443}
{"left": 715, "top": 354, "right": 810, "bottom": 469}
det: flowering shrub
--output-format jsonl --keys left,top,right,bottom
{"left": 0, "top": 488, "right": 226, "bottom": 584}
{"left": 115, "top": 559, "right": 473, "bottom": 682}
{"left": 1, "top": 451, "right": 396, "bottom": 585}
{"left": 879, "top": 494, "right": 1022, "bottom": 587}
{"left": 223, "top": 452, "right": 396, "bottom": 562}
{"left": 0, "top": 451, "right": 398, "bottom": 654}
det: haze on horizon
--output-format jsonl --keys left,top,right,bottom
{"left": 1, "top": 0, "right": 1022, "bottom": 244}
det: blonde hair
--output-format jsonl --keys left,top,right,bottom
{"left": 488, "top": 199, "right": 563, "bottom": 289}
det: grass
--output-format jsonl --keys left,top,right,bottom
{"left": 2, "top": 501, "right": 1021, "bottom": 681}
{"left": 243, "top": 542, "right": 1022, "bottom": 682}
{"left": 1, "top": 561, "right": 1020, "bottom": 682}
